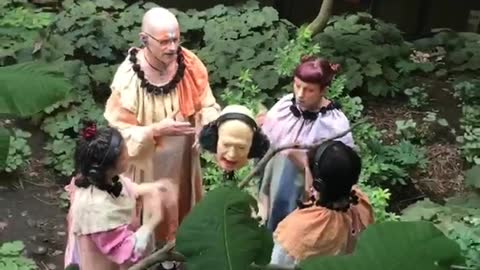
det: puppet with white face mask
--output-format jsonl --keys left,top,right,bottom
{"left": 199, "top": 105, "right": 270, "bottom": 180}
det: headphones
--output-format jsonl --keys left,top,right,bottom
{"left": 199, "top": 112, "right": 270, "bottom": 159}
{"left": 310, "top": 140, "right": 337, "bottom": 193}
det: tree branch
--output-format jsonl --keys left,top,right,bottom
{"left": 307, "top": 0, "right": 335, "bottom": 36}
{"left": 238, "top": 118, "right": 367, "bottom": 189}
{"left": 128, "top": 241, "right": 185, "bottom": 270}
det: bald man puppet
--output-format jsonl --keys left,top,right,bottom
{"left": 98, "top": 4, "right": 219, "bottom": 260}
{"left": 199, "top": 105, "right": 270, "bottom": 179}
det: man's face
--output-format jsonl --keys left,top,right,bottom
{"left": 216, "top": 120, "right": 254, "bottom": 172}
{"left": 144, "top": 25, "right": 180, "bottom": 65}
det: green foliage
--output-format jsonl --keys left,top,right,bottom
{"left": 367, "top": 140, "right": 427, "bottom": 185}
{"left": 404, "top": 86, "right": 429, "bottom": 108}
{"left": 176, "top": 186, "right": 273, "bottom": 270}
{"left": 4, "top": 128, "right": 31, "bottom": 173}
{"left": 312, "top": 13, "right": 424, "bottom": 96}
{"left": 41, "top": 93, "right": 107, "bottom": 176}
{"left": 0, "top": 2, "right": 54, "bottom": 64}
{"left": 453, "top": 80, "right": 480, "bottom": 103}
{"left": 298, "top": 221, "right": 464, "bottom": 270}
{"left": 275, "top": 26, "right": 320, "bottom": 77}
{"left": 220, "top": 69, "right": 268, "bottom": 114}
{"left": 402, "top": 193, "right": 480, "bottom": 267}
{"left": 423, "top": 111, "right": 449, "bottom": 128}
{"left": 0, "top": 240, "right": 37, "bottom": 270}
{"left": 414, "top": 31, "right": 480, "bottom": 73}
{"left": 454, "top": 80, "right": 480, "bottom": 165}
{"left": 0, "top": 61, "right": 72, "bottom": 117}
{"left": 359, "top": 184, "right": 399, "bottom": 222}
{"left": 327, "top": 75, "right": 364, "bottom": 120}
{"left": 395, "top": 119, "right": 418, "bottom": 141}
{"left": 187, "top": 1, "right": 295, "bottom": 99}
{"left": 43, "top": 0, "right": 134, "bottom": 61}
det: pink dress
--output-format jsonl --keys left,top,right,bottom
{"left": 64, "top": 177, "right": 143, "bottom": 269}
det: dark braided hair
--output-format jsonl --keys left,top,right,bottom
{"left": 303, "top": 141, "right": 361, "bottom": 212}
{"left": 73, "top": 120, "right": 124, "bottom": 197}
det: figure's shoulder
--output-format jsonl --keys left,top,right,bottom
{"left": 265, "top": 94, "right": 293, "bottom": 116}
{"left": 114, "top": 47, "right": 138, "bottom": 73}
{"left": 180, "top": 47, "right": 208, "bottom": 73}
{"left": 109, "top": 48, "right": 140, "bottom": 92}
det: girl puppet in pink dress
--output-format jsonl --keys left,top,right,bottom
{"left": 65, "top": 121, "right": 174, "bottom": 270}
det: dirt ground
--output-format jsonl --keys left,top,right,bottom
{"left": 363, "top": 77, "right": 465, "bottom": 211}
{"left": 0, "top": 125, "right": 69, "bottom": 270}
{"left": 0, "top": 164, "right": 67, "bottom": 270}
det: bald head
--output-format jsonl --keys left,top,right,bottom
{"left": 141, "top": 7, "right": 179, "bottom": 34}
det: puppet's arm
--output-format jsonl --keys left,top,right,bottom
{"left": 122, "top": 177, "right": 173, "bottom": 199}
{"left": 198, "top": 84, "right": 221, "bottom": 125}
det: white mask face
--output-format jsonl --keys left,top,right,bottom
{"left": 215, "top": 120, "right": 253, "bottom": 172}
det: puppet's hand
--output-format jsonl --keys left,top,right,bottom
{"left": 133, "top": 225, "right": 152, "bottom": 255}
{"left": 152, "top": 118, "right": 195, "bottom": 137}
{"left": 287, "top": 150, "right": 308, "bottom": 170}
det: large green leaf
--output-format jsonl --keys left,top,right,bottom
{"left": 176, "top": 186, "right": 273, "bottom": 270}
{"left": 0, "top": 61, "right": 72, "bottom": 117}
{"left": 299, "top": 221, "right": 464, "bottom": 270}
{"left": 0, "top": 127, "right": 9, "bottom": 169}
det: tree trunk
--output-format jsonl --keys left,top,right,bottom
{"left": 307, "top": 0, "right": 335, "bottom": 36}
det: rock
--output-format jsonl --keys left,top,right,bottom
{"left": 27, "top": 219, "right": 36, "bottom": 227}
{"left": 0, "top": 221, "right": 7, "bottom": 231}
{"left": 32, "top": 246, "right": 48, "bottom": 256}
{"left": 47, "top": 263, "right": 56, "bottom": 270}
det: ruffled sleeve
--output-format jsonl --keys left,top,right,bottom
{"left": 274, "top": 207, "right": 350, "bottom": 260}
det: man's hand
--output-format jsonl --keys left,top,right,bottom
{"left": 151, "top": 118, "right": 195, "bottom": 137}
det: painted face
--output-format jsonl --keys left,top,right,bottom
{"left": 293, "top": 76, "right": 324, "bottom": 111}
{"left": 145, "top": 26, "right": 180, "bottom": 64}
{"left": 216, "top": 120, "right": 254, "bottom": 172}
